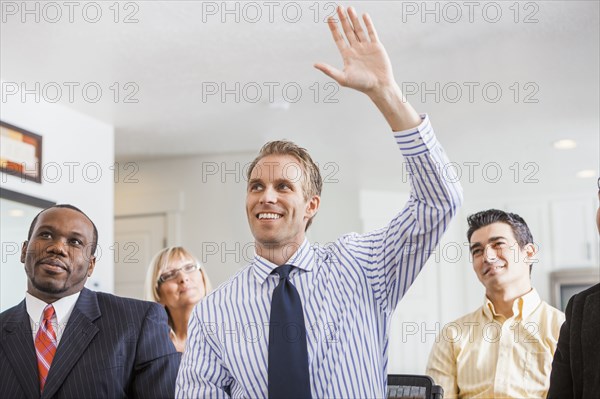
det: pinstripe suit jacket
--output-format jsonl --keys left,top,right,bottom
{"left": 548, "top": 283, "right": 600, "bottom": 399}
{"left": 0, "top": 288, "right": 181, "bottom": 399}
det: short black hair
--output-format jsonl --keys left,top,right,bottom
{"left": 467, "top": 209, "right": 534, "bottom": 272}
{"left": 27, "top": 204, "right": 98, "bottom": 255}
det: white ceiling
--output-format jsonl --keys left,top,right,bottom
{"left": 2, "top": 1, "right": 598, "bottom": 195}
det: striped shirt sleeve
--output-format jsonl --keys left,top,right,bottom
{"left": 175, "top": 297, "right": 232, "bottom": 398}
{"left": 339, "top": 115, "right": 463, "bottom": 314}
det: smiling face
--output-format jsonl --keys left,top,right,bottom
{"left": 246, "top": 154, "right": 320, "bottom": 260}
{"left": 469, "top": 222, "right": 535, "bottom": 296}
{"left": 157, "top": 255, "right": 205, "bottom": 311}
{"left": 21, "top": 207, "right": 96, "bottom": 303}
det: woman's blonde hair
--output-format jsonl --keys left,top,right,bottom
{"left": 144, "top": 246, "right": 213, "bottom": 303}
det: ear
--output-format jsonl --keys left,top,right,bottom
{"left": 305, "top": 195, "right": 321, "bottom": 219}
{"left": 21, "top": 241, "right": 28, "bottom": 264}
{"left": 523, "top": 242, "right": 537, "bottom": 263}
{"left": 86, "top": 256, "right": 97, "bottom": 277}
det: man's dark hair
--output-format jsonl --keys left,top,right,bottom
{"left": 467, "top": 209, "right": 534, "bottom": 272}
{"left": 28, "top": 204, "right": 99, "bottom": 255}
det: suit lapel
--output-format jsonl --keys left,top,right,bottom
{"left": 41, "top": 289, "right": 100, "bottom": 399}
{"left": 1, "top": 300, "right": 40, "bottom": 399}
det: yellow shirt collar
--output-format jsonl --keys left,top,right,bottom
{"left": 483, "top": 288, "right": 541, "bottom": 321}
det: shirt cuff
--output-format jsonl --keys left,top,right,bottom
{"left": 393, "top": 114, "right": 437, "bottom": 157}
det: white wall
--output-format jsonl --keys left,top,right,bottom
{"left": 1, "top": 94, "right": 115, "bottom": 310}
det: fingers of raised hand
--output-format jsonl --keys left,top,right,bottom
{"left": 314, "top": 63, "right": 345, "bottom": 85}
{"left": 362, "top": 13, "right": 379, "bottom": 43}
{"left": 347, "top": 7, "right": 368, "bottom": 43}
{"left": 327, "top": 15, "right": 348, "bottom": 51}
{"left": 337, "top": 5, "right": 360, "bottom": 45}
{"left": 328, "top": 6, "right": 377, "bottom": 49}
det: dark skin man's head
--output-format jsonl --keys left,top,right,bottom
{"left": 21, "top": 206, "right": 97, "bottom": 303}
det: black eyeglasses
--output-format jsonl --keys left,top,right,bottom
{"left": 158, "top": 263, "right": 200, "bottom": 284}
{"left": 597, "top": 177, "right": 600, "bottom": 190}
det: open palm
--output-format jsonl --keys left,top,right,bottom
{"left": 315, "top": 6, "right": 395, "bottom": 96}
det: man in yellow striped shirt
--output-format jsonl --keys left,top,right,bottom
{"left": 426, "top": 209, "right": 565, "bottom": 398}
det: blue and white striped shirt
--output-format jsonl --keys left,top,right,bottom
{"left": 176, "top": 116, "right": 463, "bottom": 398}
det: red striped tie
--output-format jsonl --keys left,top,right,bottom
{"left": 35, "top": 304, "right": 57, "bottom": 391}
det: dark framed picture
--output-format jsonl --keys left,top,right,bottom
{"left": 0, "top": 121, "right": 43, "bottom": 183}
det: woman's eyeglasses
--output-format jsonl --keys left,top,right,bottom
{"left": 158, "top": 263, "right": 200, "bottom": 284}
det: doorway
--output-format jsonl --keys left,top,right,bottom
{"left": 114, "top": 214, "right": 166, "bottom": 300}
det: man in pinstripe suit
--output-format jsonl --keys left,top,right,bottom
{"left": 0, "top": 204, "right": 181, "bottom": 398}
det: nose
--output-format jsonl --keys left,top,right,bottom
{"left": 47, "top": 239, "right": 67, "bottom": 256}
{"left": 178, "top": 270, "right": 189, "bottom": 283}
{"left": 259, "top": 186, "right": 277, "bottom": 204}
{"left": 484, "top": 245, "right": 497, "bottom": 263}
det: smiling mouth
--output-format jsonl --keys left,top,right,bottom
{"left": 40, "top": 263, "right": 67, "bottom": 274}
{"left": 484, "top": 265, "right": 506, "bottom": 275}
{"left": 257, "top": 213, "right": 282, "bottom": 220}
{"left": 38, "top": 258, "right": 67, "bottom": 272}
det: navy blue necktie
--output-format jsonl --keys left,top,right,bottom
{"left": 268, "top": 264, "right": 311, "bottom": 399}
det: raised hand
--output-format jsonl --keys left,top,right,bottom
{"left": 314, "top": 5, "right": 396, "bottom": 97}
{"left": 315, "top": 5, "right": 421, "bottom": 132}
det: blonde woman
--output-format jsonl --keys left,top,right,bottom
{"left": 145, "top": 247, "right": 212, "bottom": 352}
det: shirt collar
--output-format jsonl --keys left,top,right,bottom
{"left": 483, "top": 288, "right": 541, "bottom": 321}
{"left": 26, "top": 290, "right": 81, "bottom": 327}
{"left": 251, "top": 239, "right": 314, "bottom": 284}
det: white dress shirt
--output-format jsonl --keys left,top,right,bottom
{"left": 26, "top": 291, "right": 80, "bottom": 344}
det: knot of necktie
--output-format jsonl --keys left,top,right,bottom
{"left": 273, "top": 264, "right": 293, "bottom": 280}
{"left": 43, "top": 304, "right": 56, "bottom": 322}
